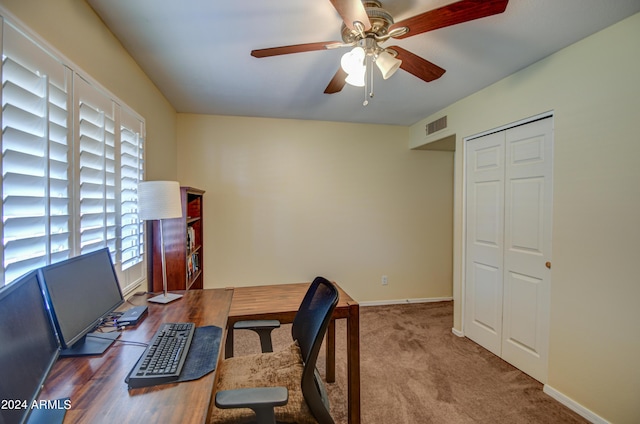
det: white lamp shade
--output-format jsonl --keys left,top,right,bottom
{"left": 376, "top": 51, "right": 402, "bottom": 80}
{"left": 345, "top": 68, "right": 366, "bottom": 87}
{"left": 340, "top": 47, "right": 365, "bottom": 75}
{"left": 137, "top": 181, "right": 183, "bottom": 220}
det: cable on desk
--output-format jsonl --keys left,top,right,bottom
{"left": 86, "top": 333, "right": 148, "bottom": 348}
{"left": 91, "top": 312, "right": 125, "bottom": 332}
{"left": 126, "top": 291, "right": 149, "bottom": 306}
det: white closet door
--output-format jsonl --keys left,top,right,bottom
{"left": 502, "top": 118, "right": 553, "bottom": 382}
{"left": 464, "top": 131, "right": 505, "bottom": 356}
{"left": 465, "top": 117, "right": 553, "bottom": 383}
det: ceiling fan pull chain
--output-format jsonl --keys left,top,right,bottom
{"left": 363, "top": 83, "right": 368, "bottom": 106}
{"left": 369, "top": 55, "right": 375, "bottom": 99}
{"left": 363, "top": 54, "right": 372, "bottom": 106}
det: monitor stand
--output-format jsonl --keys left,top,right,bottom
{"left": 59, "top": 331, "right": 120, "bottom": 357}
{"left": 148, "top": 292, "right": 182, "bottom": 304}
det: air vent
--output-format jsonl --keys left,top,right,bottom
{"left": 426, "top": 116, "right": 447, "bottom": 136}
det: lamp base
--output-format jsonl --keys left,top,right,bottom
{"left": 147, "top": 292, "right": 183, "bottom": 304}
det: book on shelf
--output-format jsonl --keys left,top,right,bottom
{"left": 187, "top": 255, "right": 193, "bottom": 277}
{"left": 193, "top": 252, "right": 199, "bottom": 271}
{"left": 187, "top": 226, "right": 196, "bottom": 252}
{"left": 186, "top": 252, "right": 199, "bottom": 278}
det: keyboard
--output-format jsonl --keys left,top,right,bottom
{"left": 126, "top": 322, "right": 195, "bottom": 389}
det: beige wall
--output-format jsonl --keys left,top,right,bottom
{"left": 410, "top": 12, "right": 640, "bottom": 424}
{"left": 177, "top": 114, "right": 453, "bottom": 302}
{"left": 0, "top": 0, "right": 178, "bottom": 180}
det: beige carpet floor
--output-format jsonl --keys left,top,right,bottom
{"left": 231, "top": 301, "right": 588, "bottom": 424}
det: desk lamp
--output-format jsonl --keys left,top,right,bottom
{"left": 138, "top": 181, "right": 183, "bottom": 304}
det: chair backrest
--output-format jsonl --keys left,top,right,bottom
{"left": 291, "top": 276, "right": 339, "bottom": 424}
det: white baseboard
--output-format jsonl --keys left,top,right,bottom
{"left": 359, "top": 297, "right": 452, "bottom": 307}
{"left": 543, "top": 385, "right": 609, "bottom": 424}
{"left": 451, "top": 328, "right": 464, "bottom": 337}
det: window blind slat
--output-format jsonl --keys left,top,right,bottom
{"left": 49, "top": 217, "right": 70, "bottom": 237}
{"left": 2, "top": 103, "right": 46, "bottom": 136}
{"left": 2, "top": 57, "right": 45, "bottom": 94}
{"left": 2, "top": 173, "right": 46, "bottom": 197}
{"left": 50, "top": 233, "right": 70, "bottom": 251}
{"left": 49, "top": 84, "right": 67, "bottom": 107}
{"left": 79, "top": 135, "right": 105, "bottom": 155}
{"left": 49, "top": 161, "right": 69, "bottom": 181}
{"left": 3, "top": 149, "right": 46, "bottom": 176}
{"left": 3, "top": 216, "right": 46, "bottom": 240}
{"left": 1, "top": 127, "right": 44, "bottom": 154}
{"left": 49, "top": 103, "right": 67, "bottom": 126}
{"left": 78, "top": 102, "right": 103, "bottom": 124}
{"left": 49, "top": 122, "right": 68, "bottom": 144}
{"left": 4, "top": 236, "right": 47, "bottom": 263}
{"left": 4, "top": 257, "right": 47, "bottom": 286}
{"left": 2, "top": 79, "right": 46, "bottom": 113}
{"left": 3, "top": 196, "right": 46, "bottom": 217}
{"left": 78, "top": 119, "right": 103, "bottom": 141}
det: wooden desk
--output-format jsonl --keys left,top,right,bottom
{"left": 39, "top": 289, "right": 233, "bottom": 424}
{"left": 225, "top": 282, "right": 360, "bottom": 424}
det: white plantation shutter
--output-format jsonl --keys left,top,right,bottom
{"left": 75, "top": 74, "right": 117, "bottom": 257}
{"left": 1, "top": 21, "right": 72, "bottom": 284}
{"left": 120, "top": 109, "right": 145, "bottom": 270}
{"left": 0, "top": 17, "right": 146, "bottom": 290}
{"left": 47, "top": 72, "right": 73, "bottom": 265}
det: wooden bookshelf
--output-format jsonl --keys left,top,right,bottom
{"left": 148, "top": 186, "right": 205, "bottom": 292}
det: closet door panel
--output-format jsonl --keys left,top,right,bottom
{"left": 464, "top": 131, "right": 505, "bottom": 356}
{"left": 502, "top": 118, "right": 553, "bottom": 383}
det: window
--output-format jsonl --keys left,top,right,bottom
{"left": 0, "top": 17, "right": 145, "bottom": 292}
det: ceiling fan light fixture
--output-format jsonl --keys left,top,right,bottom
{"left": 340, "top": 47, "right": 365, "bottom": 75}
{"left": 345, "top": 66, "right": 366, "bottom": 87}
{"left": 376, "top": 50, "right": 402, "bottom": 79}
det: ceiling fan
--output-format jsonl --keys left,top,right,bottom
{"left": 251, "top": 0, "right": 509, "bottom": 104}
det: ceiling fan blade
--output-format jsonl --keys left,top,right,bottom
{"left": 251, "top": 41, "right": 341, "bottom": 58}
{"left": 329, "top": 0, "right": 372, "bottom": 31}
{"left": 390, "top": 0, "right": 509, "bottom": 39}
{"left": 324, "top": 68, "right": 348, "bottom": 94}
{"left": 390, "top": 46, "right": 446, "bottom": 83}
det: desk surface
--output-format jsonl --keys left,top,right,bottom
{"left": 39, "top": 288, "right": 232, "bottom": 424}
{"left": 228, "top": 282, "right": 357, "bottom": 321}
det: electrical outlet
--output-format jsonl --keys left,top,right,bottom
{"left": 381, "top": 275, "right": 388, "bottom": 286}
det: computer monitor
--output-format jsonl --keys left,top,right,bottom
{"left": 0, "top": 270, "right": 60, "bottom": 424}
{"left": 39, "top": 248, "right": 125, "bottom": 357}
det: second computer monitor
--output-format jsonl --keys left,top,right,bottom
{"left": 39, "top": 248, "right": 125, "bottom": 357}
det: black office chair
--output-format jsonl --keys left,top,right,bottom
{"left": 212, "top": 276, "right": 339, "bottom": 424}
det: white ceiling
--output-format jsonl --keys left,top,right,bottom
{"left": 87, "top": 0, "right": 640, "bottom": 126}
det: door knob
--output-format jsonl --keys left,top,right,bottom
{"left": 545, "top": 262, "right": 551, "bottom": 269}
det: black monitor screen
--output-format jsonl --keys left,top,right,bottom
{"left": 39, "top": 248, "right": 124, "bottom": 356}
{"left": 0, "top": 270, "right": 59, "bottom": 424}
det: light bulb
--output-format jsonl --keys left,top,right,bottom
{"left": 340, "top": 47, "right": 365, "bottom": 75}
{"left": 345, "top": 67, "right": 365, "bottom": 87}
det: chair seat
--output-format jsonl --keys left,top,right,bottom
{"left": 211, "top": 342, "right": 319, "bottom": 424}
